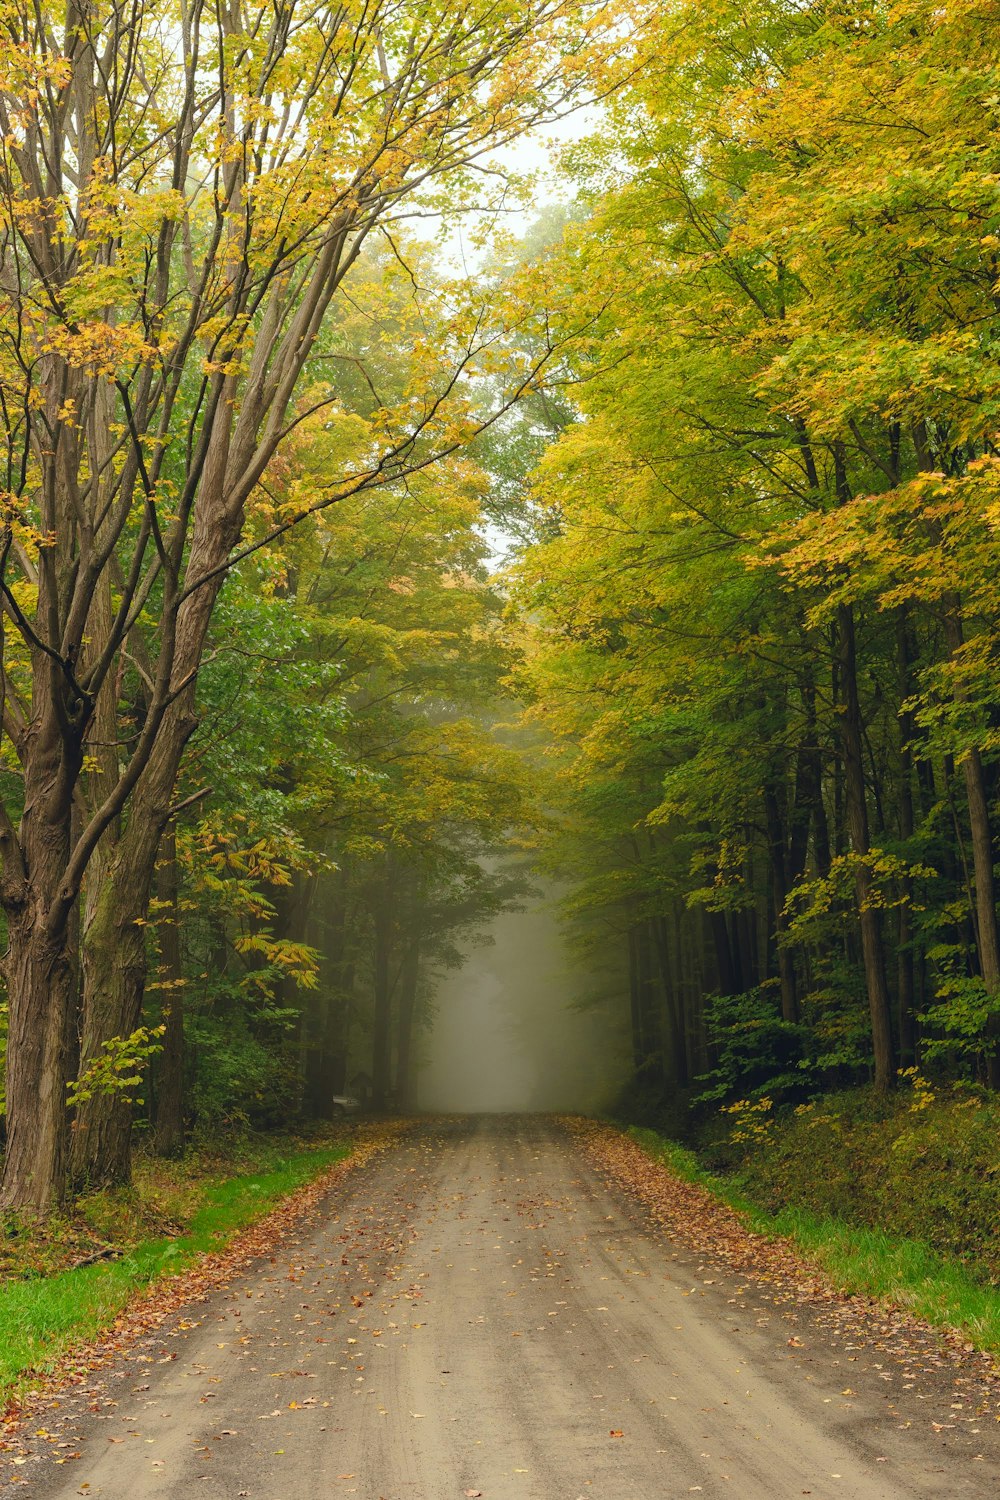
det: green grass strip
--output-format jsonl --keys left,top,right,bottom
{"left": 0, "top": 1143, "right": 350, "bottom": 1403}
{"left": 627, "top": 1125, "right": 1000, "bottom": 1356}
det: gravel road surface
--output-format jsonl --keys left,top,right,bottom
{"left": 2, "top": 1116, "right": 998, "bottom": 1499}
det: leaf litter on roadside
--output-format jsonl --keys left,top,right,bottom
{"left": 565, "top": 1117, "right": 1000, "bottom": 1434}
{"left": 0, "top": 1121, "right": 407, "bottom": 1468}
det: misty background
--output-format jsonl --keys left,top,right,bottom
{"left": 418, "top": 873, "right": 629, "bottom": 1114}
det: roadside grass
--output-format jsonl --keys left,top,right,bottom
{"left": 0, "top": 1133, "right": 353, "bottom": 1404}
{"left": 628, "top": 1125, "right": 1000, "bottom": 1357}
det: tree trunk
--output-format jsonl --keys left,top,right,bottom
{"left": 635, "top": 920, "right": 662, "bottom": 1065}
{"left": 2, "top": 912, "right": 76, "bottom": 1213}
{"left": 70, "top": 827, "right": 161, "bottom": 1188}
{"left": 627, "top": 926, "right": 644, "bottom": 1070}
{"left": 709, "top": 909, "right": 740, "bottom": 996}
{"left": 372, "top": 895, "right": 393, "bottom": 1110}
{"left": 764, "top": 783, "right": 798, "bottom": 1024}
{"left": 0, "top": 679, "right": 84, "bottom": 1213}
{"left": 154, "top": 825, "right": 185, "bottom": 1157}
{"left": 837, "top": 603, "right": 896, "bottom": 1091}
{"left": 942, "top": 608, "right": 1000, "bottom": 1086}
{"left": 896, "top": 613, "right": 917, "bottom": 1067}
{"left": 791, "top": 670, "right": 828, "bottom": 879}
{"left": 394, "top": 939, "right": 421, "bottom": 1111}
{"left": 653, "top": 915, "right": 688, "bottom": 1085}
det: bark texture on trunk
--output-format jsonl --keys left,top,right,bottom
{"left": 896, "top": 614, "right": 917, "bottom": 1066}
{"left": 764, "top": 783, "right": 798, "bottom": 1024}
{"left": 3, "top": 913, "right": 76, "bottom": 1212}
{"left": 1, "top": 667, "right": 84, "bottom": 1213}
{"left": 70, "top": 825, "right": 162, "bottom": 1188}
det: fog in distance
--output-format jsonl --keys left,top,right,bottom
{"left": 418, "top": 878, "right": 628, "bottom": 1114}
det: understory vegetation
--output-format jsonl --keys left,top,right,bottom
{"left": 627, "top": 1078, "right": 1000, "bottom": 1280}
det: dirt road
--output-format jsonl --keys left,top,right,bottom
{"left": 2, "top": 1117, "right": 998, "bottom": 1498}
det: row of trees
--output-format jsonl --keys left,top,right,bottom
{"left": 72, "top": 346, "right": 533, "bottom": 1183}
{"left": 511, "top": 0, "right": 1000, "bottom": 1110}
{"left": 0, "top": 0, "right": 641, "bottom": 1210}
{"left": 3, "top": 229, "right": 539, "bottom": 1194}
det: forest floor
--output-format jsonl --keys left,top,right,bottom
{"left": 0, "top": 1114, "right": 997, "bottom": 1498}
{"left": 0, "top": 1130, "right": 361, "bottom": 1282}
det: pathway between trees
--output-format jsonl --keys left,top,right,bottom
{"left": 2, "top": 1117, "right": 997, "bottom": 1498}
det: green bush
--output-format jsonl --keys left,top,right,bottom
{"left": 697, "top": 986, "right": 812, "bottom": 1104}
{"left": 733, "top": 1082, "right": 1000, "bottom": 1283}
{"left": 186, "top": 1014, "right": 302, "bottom": 1131}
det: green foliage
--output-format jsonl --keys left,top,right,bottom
{"left": 67, "top": 1027, "right": 166, "bottom": 1109}
{"left": 920, "top": 967, "right": 1000, "bottom": 1064}
{"left": 732, "top": 1084, "right": 1000, "bottom": 1284}
{"left": 696, "top": 987, "right": 811, "bottom": 1105}
{"left": 508, "top": 0, "right": 1000, "bottom": 1114}
{"left": 186, "top": 1012, "right": 302, "bottom": 1133}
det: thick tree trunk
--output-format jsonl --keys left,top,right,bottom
{"left": 2, "top": 911, "right": 76, "bottom": 1212}
{"left": 1, "top": 681, "right": 84, "bottom": 1213}
{"left": 837, "top": 604, "right": 896, "bottom": 1091}
{"left": 70, "top": 823, "right": 161, "bottom": 1188}
{"left": 154, "top": 825, "right": 185, "bottom": 1156}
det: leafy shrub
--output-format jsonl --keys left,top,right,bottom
{"left": 186, "top": 1015, "right": 301, "bottom": 1133}
{"left": 697, "top": 986, "right": 812, "bottom": 1105}
{"left": 734, "top": 1080, "right": 1000, "bottom": 1283}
